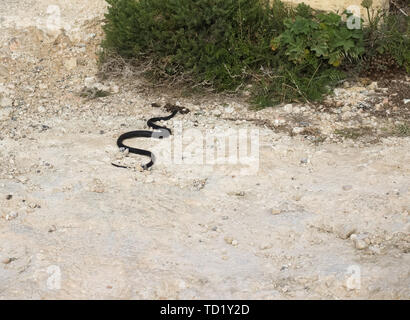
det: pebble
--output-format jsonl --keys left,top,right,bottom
{"left": 84, "top": 76, "right": 96, "bottom": 88}
{"left": 283, "top": 104, "right": 293, "bottom": 113}
{"left": 367, "top": 82, "right": 378, "bottom": 90}
{"left": 91, "top": 179, "right": 105, "bottom": 193}
{"left": 292, "top": 127, "right": 304, "bottom": 134}
{"left": 335, "top": 225, "right": 356, "bottom": 240}
{"left": 342, "top": 185, "right": 353, "bottom": 191}
{"left": 1, "top": 257, "right": 12, "bottom": 265}
{"left": 259, "top": 243, "right": 272, "bottom": 250}
{"left": 6, "top": 211, "right": 18, "bottom": 221}
{"left": 271, "top": 208, "right": 281, "bottom": 215}
{"left": 354, "top": 239, "right": 368, "bottom": 250}
{"left": 224, "top": 237, "right": 238, "bottom": 246}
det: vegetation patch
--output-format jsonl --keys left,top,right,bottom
{"left": 334, "top": 126, "right": 375, "bottom": 140}
{"left": 101, "top": 0, "right": 409, "bottom": 108}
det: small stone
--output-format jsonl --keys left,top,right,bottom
{"left": 292, "top": 127, "right": 304, "bottom": 134}
{"left": 111, "top": 85, "right": 119, "bottom": 94}
{"left": 91, "top": 179, "right": 105, "bottom": 193}
{"left": 6, "top": 194, "right": 12, "bottom": 200}
{"left": 335, "top": 225, "right": 356, "bottom": 240}
{"left": 224, "top": 236, "right": 233, "bottom": 244}
{"left": 231, "top": 240, "right": 238, "bottom": 246}
{"left": 283, "top": 104, "right": 293, "bottom": 113}
{"left": 375, "top": 103, "right": 383, "bottom": 111}
{"left": 271, "top": 208, "right": 281, "bottom": 215}
{"left": 369, "top": 245, "right": 381, "bottom": 254}
{"left": 213, "top": 110, "right": 222, "bottom": 116}
{"left": 354, "top": 238, "right": 368, "bottom": 250}
{"left": 146, "top": 177, "right": 154, "bottom": 183}
{"left": 84, "top": 77, "right": 96, "bottom": 88}
{"left": 342, "top": 185, "right": 353, "bottom": 191}
{"left": 38, "top": 106, "right": 46, "bottom": 113}
{"left": 1, "top": 257, "right": 12, "bottom": 264}
{"left": 367, "top": 82, "right": 378, "bottom": 90}
{"left": 5, "top": 212, "right": 18, "bottom": 221}
{"left": 48, "top": 225, "right": 57, "bottom": 233}
{"left": 259, "top": 243, "right": 272, "bottom": 250}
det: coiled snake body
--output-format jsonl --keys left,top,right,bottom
{"left": 112, "top": 103, "right": 189, "bottom": 170}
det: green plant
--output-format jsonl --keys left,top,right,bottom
{"left": 258, "top": 8, "right": 364, "bottom": 105}
{"left": 271, "top": 12, "right": 365, "bottom": 67}
{"left": 104, "top": 1, "right": 407, "bottom": 108}
{"left": 361, "top": 0, "right": 410, "bottom": 72}
{"left": 102, "top": 0, "right": 293, "bottom": 90}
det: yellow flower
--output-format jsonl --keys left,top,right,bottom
{"left": 332, "top": 59, "right": 341, "bottom": 67}
{"left": 270, "top": 39, "right": 279, "bottom": 51}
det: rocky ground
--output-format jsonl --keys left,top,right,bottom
{"left": 0, "top": 1, "right": 409, "bottom": 299}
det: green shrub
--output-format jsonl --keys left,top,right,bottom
{"left": 361, "top": 0, "right": 410, "bottom": 72}
{"left": 256, "top": 8, "right": 364, "bottom": 105}
{"left": 102, "top": 0, "right": 292, "bottom": 90}
{"left": 102, "top": 0, "right": 407, "bottom": 107}
{"left": 271, "top": 12, "right": 364, "bottom": 67}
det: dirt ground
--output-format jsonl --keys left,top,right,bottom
{"left": 0, "top": 1, "right": 409, "bottom": 299}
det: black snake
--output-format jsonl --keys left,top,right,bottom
{"left": 112, "top": 103, "right": 190, "bottom": 170}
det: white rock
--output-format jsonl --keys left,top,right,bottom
{"left": 292, "top": 127, "right": 304, "bottom": 134}
{"left": 84, "top": 77, "right": 96, "bottom": 88}
{"left": 271, "top": 208, "right": 281, "bottom": 215}
{"left": 224, "top": 106, "right": 234, "bottom": 114}
{"left": 283, "top": 104, "right": 293, "bottom": 113}
{"left": 111, "top": 85, "right": 119, "bottom": 94}
{"left": 367, "top": 82, "right": 378, "bottom": 90}
{"left": 6, "top": 212, "right": 18, "bottom": 221}
{"left": 354, "top": 239, "right": 368, "bottom": 250}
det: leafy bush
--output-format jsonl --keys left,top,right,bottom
{"left": 102, "top": 0, "right": 292, "bottom": 90}
{"left": 255, "top": 8, "right": 364, "bottom": 105}
{"left": 271, "top": 12, "right": 364, "bottom": 67}
{"left": 101, "top": 0, "right": 407, "bottom": 107}
{"left": 361, "top": 0, "right": 410, "bottom": 72}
